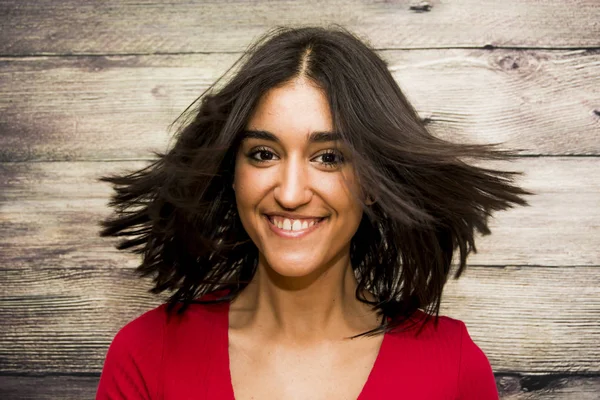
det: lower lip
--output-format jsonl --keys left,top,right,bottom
{"left": 265, "top": 216, "right": 327, "bottom": 238}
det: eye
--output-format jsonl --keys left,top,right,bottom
{"left": 313, "top": 150, "right": 345, "bottom": 168}
{"left": 247, "top": 146, "right": 278, "bottom": 163}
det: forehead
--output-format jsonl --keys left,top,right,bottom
{"left": 245, "top": 78, "right": 334, "bottom": 140}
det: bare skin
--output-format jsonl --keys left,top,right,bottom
{"left": 229, "top": 269, "right": 383, "bottom": 400}
{"left": 231, "top": 76, "right": 383, "bottom": 399}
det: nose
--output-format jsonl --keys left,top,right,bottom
{"left": 273, "top": 155, "right": 312, "bottom": 209}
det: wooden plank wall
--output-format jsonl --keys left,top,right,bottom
{"left": 1, "top": 0, "right": 599, "bottom": 398}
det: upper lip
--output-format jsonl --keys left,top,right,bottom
{"left": 264, "top": 212, "right": 328, "bottom": 220}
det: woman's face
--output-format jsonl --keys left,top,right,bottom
{"left": 233, "top": 77, "right": 364, "bottom": 279}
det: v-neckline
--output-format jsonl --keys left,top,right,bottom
{"left": 220, "top": 300, "right": 389, "bottom": 400}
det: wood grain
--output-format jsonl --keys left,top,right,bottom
{"left": 1, "top": 49, "right": 598, "bottom": 162}
{"left": 1, "top": 0, "right": 599, "bottom": 55}
{"left": 441, "top": 265, "right": 600, "bottom": 372}
{"left": 2, "top": 1, "right": 598, "bottom": 399}
{"left": 0, "top": 263, "right": 598, "bottom": 374}
{"left": 1, "top": 374, "right": 599, "bottom": 400}
{"left": 0, "top": 376, "right": 101, "bottom": 400}
{"left": 0, "top": 265, "right": 163, "bottom": 374}
{"left": 2, "top": 157, "right": 598, "bottom": 267}
{"left": 497, "top": 375, "right": 600, "bottom": 399}
{"left": 1, "top": 158, "right": 599, "bottom": 374}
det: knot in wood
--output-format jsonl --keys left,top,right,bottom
{"left": 409, "top": 1, "right": 432, "bottom": 12}
{"left": 495, "top": 52, "right": 541, "bottom": 77}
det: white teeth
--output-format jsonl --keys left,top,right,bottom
{"left": 269, "top": 216, "right": 322, "bottom": 231}
{"left": 292, "top": 220, "right": 302, "bottom": 231}
{"left": 282, "top": 219, "right": 292, "bottom": 230}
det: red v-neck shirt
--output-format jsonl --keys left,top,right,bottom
{"left": 96, "top": 297, "right": 499, "bottom": 399}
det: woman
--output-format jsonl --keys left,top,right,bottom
{"left": 96, "top": 26, "right": 529, "bottom": 399}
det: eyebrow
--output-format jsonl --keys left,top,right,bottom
{"left": 240, "top": 129, "right": 341, "bottom": 144}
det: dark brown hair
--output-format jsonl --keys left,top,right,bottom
{"left": 98, "top": 25, "right": 531, "bottom": 336}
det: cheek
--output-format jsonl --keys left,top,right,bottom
{"left": 233, "top": 163, "right": 253, "bottom": 209}
{"left": 233, "top": 166, "right": 259, "bottom": 240}
{"left": 233, "top": 161, "right": 274, "bottom": 231}
{"left": 317, "top": 173, "right": 363, "bottom": 221}
{"left": 234, "top": 163, "right": 268, "bottom": 202}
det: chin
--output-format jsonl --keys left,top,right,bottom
{"left": 261, "top": 251, "right": 326, "bottom": 279}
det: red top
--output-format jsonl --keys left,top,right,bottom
{"left": 96, "top": 297, "right": 499, "bottom": 399}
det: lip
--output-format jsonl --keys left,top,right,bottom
{"left": 265, "top": 212, "right": 328, "bottom": 219}
{"left": 264, "top": 215, "right": 327, "bottom": 238}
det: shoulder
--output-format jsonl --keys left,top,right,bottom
{"left": 421, "top": 312, "right": 499, "bottom": 399}
{"left": 383, "top": 311, "right": 499, "bottom": 399}
{"left": 112, "top": 303, "right": 168, "bottom": 348}
{"left": 106, "top": 300, "right": 227, "bottom": 359}
{"left": 96, "top": 304, "right": 169, "bottom": 399}
{"left": 112, "top": 299, "right": 227, "bottom": 349}
{"left": 97, "top": 300, "right": 228, "bottom": 399}
{"left": 397, "top": 310, "right": 496, "bottom": 371}
{"left": 388, "top": 309, "right": 465, "bottom": 342}
{"left": 101, "top": 303, "right": 171, "bottom": 373}
{"left": 451, "top": 316, "right": 499, "bottom": 399}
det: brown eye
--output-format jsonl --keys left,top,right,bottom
{"left": 247, "top": 147, "right": 278, "bottom": 163}
{"left": 321, "top": 153, "right": 337, "bottom": 163}
{"left": 255, "top": 150, "right": 274, "bottom": 161}
{"left": 313, "top": 150, "right": 345, "bottom": 168}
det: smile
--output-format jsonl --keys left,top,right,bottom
{"left": 265, "top": 215, "right": 327, "bottom": 238}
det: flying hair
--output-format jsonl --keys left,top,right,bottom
{"left": 98, "top": 25, "right": 532, "bottom": 337}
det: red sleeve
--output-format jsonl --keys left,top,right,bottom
{"left": 96, "top": 306, "right": 166, "bottom": 400}
{"left": 457, "top": 321, "right": 499, "bottom": 399}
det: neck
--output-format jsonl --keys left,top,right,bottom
{"left": 230, "top": 251, "right": 379, "bottom": 342}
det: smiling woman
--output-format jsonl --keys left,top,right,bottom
{"left": 234, "top": 78, "right": 366, "bottom": 282}
{"left": 95, "top": 26, "right": 530, "bottom": 399}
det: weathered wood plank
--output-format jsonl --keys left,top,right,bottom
{"left": 466, "top": 157, "right": 600, "bottom": 266}
{"left": 1, "top": 157, "right": 598, "bottom": 267}
{"left": 1, "top": 374, "right": 599, "bottom": 399}
{"left": 497, "top": 375, "right": 600, "bottom": 399}
{"left": 441, "top": 265, "right": 600, "bottom": 372}
{"left": 0, "top": 266, "right": 163, "bottom": 374}
{"left": 1, "top": 158, "right": 599, "bottom": 373}
{"left": 0, "top": 375, "right": 100, "bottom": 400}
{"left": 0, "top": 264, "right": 598, "bottom": 374}
{"left": 1, "top": 0, "right": 599, "bottom": 55}
{"left": 1, "top": 49, "right": 598, "bottom": 162}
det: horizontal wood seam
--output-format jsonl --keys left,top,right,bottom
{"left": 1, "top": 45, "right": 600, "bottom": 58}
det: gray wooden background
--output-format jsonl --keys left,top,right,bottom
{"left": 1, "top": 1, "right": 599, "bottom": 399}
